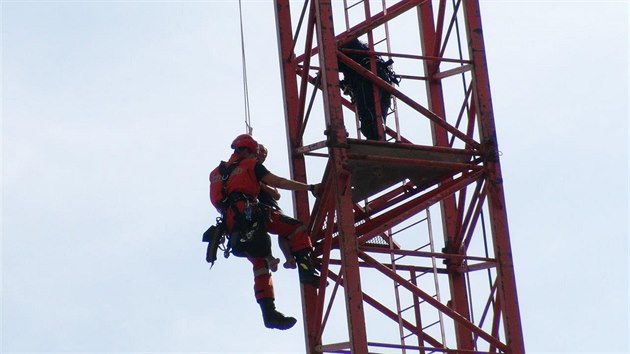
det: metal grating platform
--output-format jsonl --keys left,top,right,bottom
{"left": 344, "top": 139, "right": 475, "bottom": 202}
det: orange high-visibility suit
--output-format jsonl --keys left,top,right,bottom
{"left": 209, "top": 153, "right": 312, "bottom": 301}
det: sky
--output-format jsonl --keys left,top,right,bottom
{"left": 1, "top": 1, "right": 628, "bottom": 353}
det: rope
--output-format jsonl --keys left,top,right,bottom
{"left": 238, "top": 0, "right": 253, "bottom": 135}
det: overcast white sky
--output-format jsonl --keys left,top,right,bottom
{"left": 1, "top": 1, "right": 628, "bottom": 353}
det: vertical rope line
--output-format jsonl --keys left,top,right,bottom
{"left": 238, "top": 0, "right": 253, "bottom": 135}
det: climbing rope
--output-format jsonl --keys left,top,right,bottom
{"left": 238, "top": 0, "right": 253, "bottom": 135}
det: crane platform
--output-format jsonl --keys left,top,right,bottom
{"left": 341, "top": 139, "right": 478, "bottom": 202}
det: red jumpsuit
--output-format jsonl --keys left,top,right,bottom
{"left": 209, "top": 153, "right": 312, "bottom": 300}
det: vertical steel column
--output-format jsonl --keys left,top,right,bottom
{"left": 417, "top": 1, "right": 475, "bottom": 351}
{"left": 274, "top": 0, "right": 309, "bottom": 209}
{"left": 463, "top": 2, "right": 526, "bottom": 353}
{"left": 273, "top": 1, "right": 319, "bottom": 351}
{"left": 314, "top": 0, "right": 370, "bottom": 352}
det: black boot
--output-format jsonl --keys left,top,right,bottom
{"left": 293, "top": 249, "right": 322, "bottom": 287}
{"left": 258, "top": 298, "right": 297, "bottom": 330}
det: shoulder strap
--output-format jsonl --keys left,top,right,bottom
{"left": 219, "top": 160, "right": 241, "bottom": 179}
{"left": 218, "top": 159, "right": 242, "bottom": 206}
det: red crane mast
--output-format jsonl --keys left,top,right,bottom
{"left": 273, "top": 1, "right": 525, "bottom": 353}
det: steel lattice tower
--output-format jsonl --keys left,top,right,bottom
{"left": 273, "top": 1, "right": 525, "bottom": 353}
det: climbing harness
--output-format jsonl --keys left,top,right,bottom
{"left": 204, "top": 160, "right": 241, "bottom": 267}
{"left": 204, "top": 159, "right": 272, "bottom": 266}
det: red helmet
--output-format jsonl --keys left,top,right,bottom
{"left": 231, "top": 134, "right": 258, "bottom": 153}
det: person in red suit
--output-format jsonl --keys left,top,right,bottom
{"left": 209, "top": 134, "right": 321, "bottom": 330}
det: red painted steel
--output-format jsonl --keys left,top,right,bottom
{"left": 462, "top": 1, "right": 526, "bottom": 352}
{"left": 312, "top": 0, "right": 370, "bottom": 352}
{"left": 273, "top": 1, "right": 319, "bottom": 349}
{"left": 416, "top": 6, "right": 476, "bottom": 348}
{"left": 272, "top": 1, "right": 525, "bottom": 353}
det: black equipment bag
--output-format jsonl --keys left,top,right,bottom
{"left": 203, "top": 218, "right": 227, "bottom": 267}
